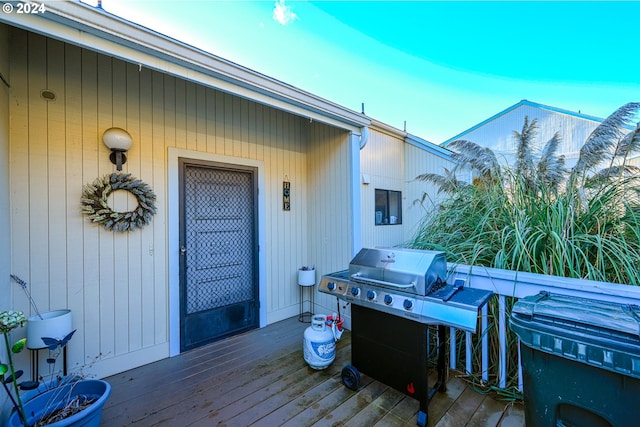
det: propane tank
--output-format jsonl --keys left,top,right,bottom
{"left": 303, "top": 314, "right": 336, "bottom": 370}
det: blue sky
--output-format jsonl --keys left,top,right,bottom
{"left": 86, "top": 1, "right": 640, "bottom": 143}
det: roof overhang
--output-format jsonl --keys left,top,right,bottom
{"left": 0, "top": 1, "right": 369, "bottom": 133}
{"left": 406, "top": 133, "right": 454, "bottom": 161}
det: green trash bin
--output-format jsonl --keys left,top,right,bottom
{"left": 510, "top": 291, "right": 640, "bottom": 427}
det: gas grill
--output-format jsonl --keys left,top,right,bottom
{"left": 319, "top": 247, "right": 493, "bottom": 427}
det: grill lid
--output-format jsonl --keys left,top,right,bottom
{"left": 348, "top": 247, "right": 446, "bottom": 296}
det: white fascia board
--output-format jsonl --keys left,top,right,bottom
{"left": 405, "top": 133, "right": 454, "bottom": 161}
{"left": 370, "top": 118, "right": 406, "bottom": 139}
{"left": 0, "top": 1, "right": 369, "bottom": 132}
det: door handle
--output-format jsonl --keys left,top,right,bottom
{"left": 180, "top": 246, "right": 186, "bottom": 256}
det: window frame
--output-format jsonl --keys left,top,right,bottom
{"left": 374, "top": 188, "right": 402, "bottom": 226}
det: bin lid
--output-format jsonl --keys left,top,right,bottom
{"left": 512, "top": 292, "right": 640, "bottom": 338}
{"left": 510, "top": 292, "right": 640, "bottom": 379}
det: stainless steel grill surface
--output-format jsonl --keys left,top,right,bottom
{"left": 348, "top": 247, "right": 445, "bottom": 295}
{"left": 319, "top": 247, "right": 491, "bottom": 332}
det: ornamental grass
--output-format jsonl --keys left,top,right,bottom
{"left": 411, "top": 102, "right": 640, "bottom": 397}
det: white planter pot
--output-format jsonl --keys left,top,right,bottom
{"left": 26, "top": 309, "right": 73, "bottom": 350}
{"left": 298, "top": 269, "right": 316, "bottom": 287}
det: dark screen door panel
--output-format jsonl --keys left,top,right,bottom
{"left": 180, "top": 162, "right": 258, "bottom": 351}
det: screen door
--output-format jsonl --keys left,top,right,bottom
{"left": 179, "top": 160, "right": 258, "bottom": 351}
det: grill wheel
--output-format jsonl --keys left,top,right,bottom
{"left": 341, "top": 365, "right": 361, "bottom": 390}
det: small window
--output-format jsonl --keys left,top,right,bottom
{"left": 375, "top": 189, "right": 402, "bottom": 225}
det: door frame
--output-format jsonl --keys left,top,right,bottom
{"left": 168, "top": 148, "right": 267, "bottom": 356}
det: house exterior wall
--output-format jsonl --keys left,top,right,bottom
{"left": 359, "top": 128, "right": 406, "bottom": 248}
{"left": 308, "top": 123, "right": 354, "bottom": 316}
{"left": 358, "top": 128, "right": 456, "bottom": 250}
{"left": 0, "top": 23, "right": 10, "bottom": 420}
{"left": 7, "top": 27, "right": 352, "bottom": 378}
{"left": 403, "top": 142, "right": 457, "bottom": 244}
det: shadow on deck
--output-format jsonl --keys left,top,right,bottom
{"left": 102, "top": 317, "right": 524, "bottom": 426}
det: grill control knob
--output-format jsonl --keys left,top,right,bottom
{"left": 384, "top": 295, "right": 393, "bottom": 305}
{"left": 350, "top": 287, "right": 361, "bottom": 297}
{"left": 327, "top": 282, "right": 336, "bottom": 291}
{"left": 366, "top": 290, "right": 376, "bottom": 300}
{"left": 403, "top": 299, "right": 414, "bottom": 310}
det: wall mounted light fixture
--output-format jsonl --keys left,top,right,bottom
{"left": 103, "top": 127, "right": 132, "bottom": 171}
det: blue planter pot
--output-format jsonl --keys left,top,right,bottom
{"left": 6, "top": 379, "right": 111, "bottom": 427}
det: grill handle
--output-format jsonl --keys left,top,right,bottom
{"left": 350, "top": 274, "right": 415, "bottom": 289}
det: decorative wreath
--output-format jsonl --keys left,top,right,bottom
{"left": 81, "top": 173, "right": 157, "bottom": 232}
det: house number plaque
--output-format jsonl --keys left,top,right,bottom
{"left": 283, "top": 181, "right": 291, "bottom": 211}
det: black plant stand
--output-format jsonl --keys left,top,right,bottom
{"left": 30, "top": 346, "right": 67, "bottom": 382}
{"left": 298, "top": 283, "right": 315, "bottom": 323}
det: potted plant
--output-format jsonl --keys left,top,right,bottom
{"left": 25, "top": 310, "right": 73, "bottom": 352}
{"left": 298, "top": 266, "right": 315, "bottom": 287}
{"left": 1, "top": 310, "right": 111, "bottom": 427}
{"left": 10, "top": 275, "right": 74, "bottom": 352}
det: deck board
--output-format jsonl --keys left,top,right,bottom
{"left": 466, "top": 395, "right": 510, "bottom": 427}
{"left": 102, "top": 316, "right": 524, "bottom": 426}
{"left": 434, "top": 387, "right": 486, "bottom": 427}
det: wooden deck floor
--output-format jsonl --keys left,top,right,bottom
{"left": 102, "top": 317, "right": 524, "bottom": 426}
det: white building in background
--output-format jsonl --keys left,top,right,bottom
{"left": 442, "top": 99, "right": 639, "bottom": 169}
